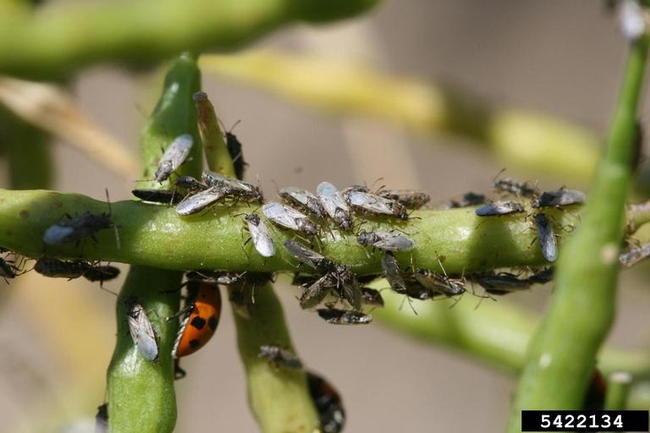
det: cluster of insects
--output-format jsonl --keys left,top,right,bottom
{"left": 122, "top": 268, "right": 345, "bottom": 432}
{"left": 462, "top": 177, "right": 586, "bottom": 263}
{"left": 7, "top": 130, "right": 641, "bottom": 433}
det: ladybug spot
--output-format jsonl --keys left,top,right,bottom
{"left": 190, "top": 316, "right": 207, "bottom": 330}
{"left": 189, "top": 339, "right": 201, "bottom": 349}
{"left": 208, "top": 316, "right": 218, "bottom": 330}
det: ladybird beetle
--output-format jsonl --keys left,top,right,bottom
{"left": 172, "top": 279, "right": 222, "bottom": 359}
{"left": 307, "top": 371, "right": 346, "bottom": 433}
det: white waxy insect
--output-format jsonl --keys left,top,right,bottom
{"left": 357, "top": 230, "right": 415, "bottom": 252}
{"left": 154, "top": 134, "right": 193, "bottom": 182}
{"left": 279, "top": 186, "right": 326, "bottom": 219}
{"left": 345, "top": 190, "right": 408, "bottom": 220}
{"left": 245, "top": 214, "right": 276, "bottom": 257}
{"left": 475, "top": 201, "right": 525, "bottom": 217}
{"left": 125, "top": 297, "right": 159, "bottom": 362}
{"left": 533, "top": 214, "right": 557, "bottom": 262}
{"left": 176, "top": 186, "right": 228, "bottom": 216}
{"left": 262, "top": 202, "right": 318, "bottom": 236}
{"left": 316, "top": 181, "right": 353, "bottom": 231}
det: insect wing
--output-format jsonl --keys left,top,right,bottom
{"left": 126, "top": 299, "right": 159, "bottom": 362}
{"left": 43, "top": 224, "right": 75, "bottom": 245}
{"left": 316, "top": 308, "right": 372, "bottom": 325}
{"left": 360, "top": 287, "right": 384, "bottom": 307}
{"left": 246, "top": 215, "right": 276, "bottom": 257}
{"left": 414, "top": 270, "right": 465, "bottom": 296}
{"left": 334, "top": 265, "right": 362, "bottom": 310}
{"left": 316, "top": 182, "right": 352, "bottom": 229}
{"left": 174, "top": 175, "right": 208, "bottom": 193}
{"left": 299, "top": 273, "right": 337, "bottom": 309}
{"left": 176, "top": 186, "right": 226, "bottom": 216}
{"left": 534, "top": 214, "right": 557, "bottom": 262}
{"left": 34, "top": 257, "right": 87, "bottom": 279}
{"left": 83, "top": 264, "right": 121, "bottom": 283}
{"left": 280, "top": 187, "right": 326, "bottom": 218}
{"left": 358, "top": 230, "right": 414, "bottom": 251}
{"left": 345, "top": 191, "right": 394, "bottom": 215}
{"left": 381, "top": 253, "right": 407, "bottom": 294}
{"left": 471, "top": 272, "right": 531, "bottom": 295}
{"left": 263, "top": 202, "right": 313, "bottom": 233}
{"left": 155, "top": 134, "right": 193, "bottom": 182}
{"left": 283, "top": 240, "right": 332, "bottom": 271}
{"left": 378, "top": 189, "right": 431, "bottom": 209}
{"left": 259, "top": 345, "right": 303, "bottom": 370}
{"left": 532, "top": 189, "right": 586, "bottom": 208}
{"left": 475, "top": 201, "right": 524, "bottom": 216}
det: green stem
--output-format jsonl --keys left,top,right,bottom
{"left": 106, "top": 53, "right": 202, "bottom": 432}
{"left": 0, "top": 0, "right": 379, "bottom": 79}
{"left": 0, "top": 189, "right": 581, "bottom": 274}
{"left": 507, "top": 37, "right": 649, "bottom": 432}
{"left": 0, "top": 106, "right": 52, "bottom": 189}
{"left": 374, "top": 288, "right": 650, "bottom": 379}
{"left": 605, "top": 372, "right": 632, "bottom": 410}
{"left": 231, "top": 282, "right": 319, "bottom": 433}
{"left": 107, "top": 267, "right": 181, "bottom": 433}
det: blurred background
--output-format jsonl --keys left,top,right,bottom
{"left": 1, "top": 1, "right": 649, "bottom": 432}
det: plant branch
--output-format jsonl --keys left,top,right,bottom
{"left": 231, "top": 281, "right": 320, "bottom": 433}
{"left": 508, "top": 35, "right": 649, "bottom": 431}
{"left": 0, "top": 0, "right": 379, "bottom": 79}
{"left": 106, "top": 53, "right": 202, "bottom": 432}
{"left": 0, "top": 189, "right": 581, "bottom": 275}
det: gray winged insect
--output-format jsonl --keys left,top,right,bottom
{"left": 201, "top": 170, "right": 263, "bottom": 203}
{"left": 125, "top": 297, "right": 159, "bottom": 363}
{"left": 244, "top": 214, "right": 276, "bottom": 258}
{"left": 316, "top": 181, "right": 353, "bottom": 231}
{"left": 154, "top": 134, "right": 193, "bottom": 182}
{"left": 475, "top": 201, "right": 525, "bottom": 217}
{"left": 533, "top": 213, "right": 557, "bottom": 262}
{"left": 413, "top": 269, "right": 466, "bottom": 297}
{"left": 532, "top": 189, "right": 585, "bottom": 208}
{"left": 620, "top": 242, "right": 650, "bottom": 267}
{"left": 176, "top": 186, "right": 228, "bottom": 216}
{"left": 357, "top": 230, "right": 415, "bottom": 252}
{"left": 316, "top": 308, "right": 372, "bottom": 325}
{"left": 262, "top": 202, "right": 318, "bottom": 236}
{"left": 345, "top": 190, "right": 408, "bottom": 219}
{"left": 378, "top": 190, "right": 431, "bottom": 209}
{"left": 279, "top": 186, "right": 326, "bottom": 219}
{"left": 259, "top": 345, "right": 303, "bottom": 370}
